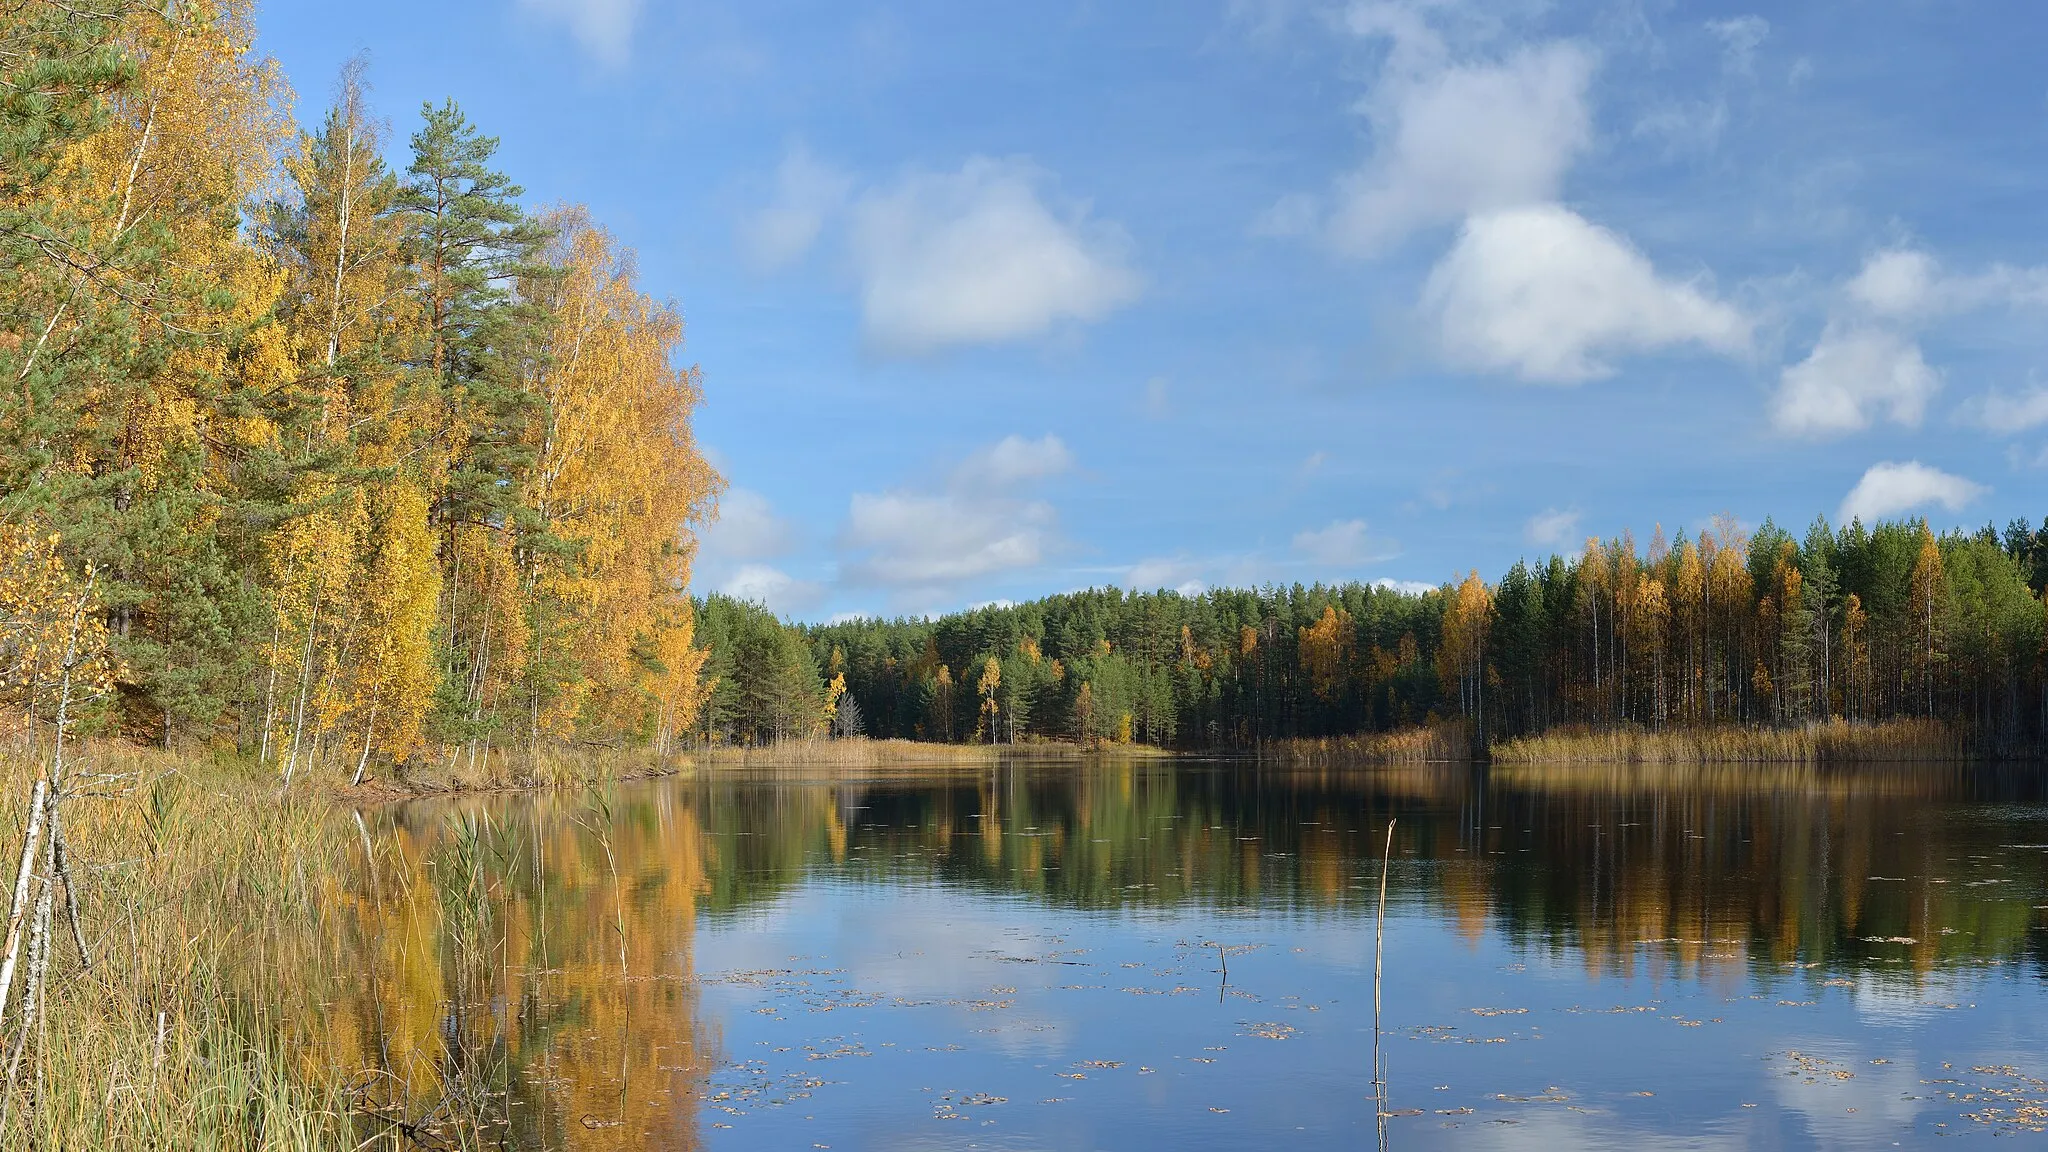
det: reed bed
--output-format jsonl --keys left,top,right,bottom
{"left": 1488, "top": 718, "right": 1966, "bottom": 765}
{"left": 694, "top": 736, "right": 1007, "bottom": 768}
{"left": 1266, "top": 724, "right": 1472, "bottom": 766}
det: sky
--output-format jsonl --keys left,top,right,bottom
{"left": 254, "top": 0, "right": 2048, "bottom": 621}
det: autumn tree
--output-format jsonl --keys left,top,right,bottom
{"left": 1438, "top": 571, "right": 1491, "bottom": 741}
{"left": 1908, "top": 525, "right": 1947, "bottom": 717}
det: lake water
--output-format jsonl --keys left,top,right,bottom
{"left": 344, "top": 756, "right": 2048, "bottom": 1149}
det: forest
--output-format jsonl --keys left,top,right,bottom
{"left": 0, "top": 2, "right": 720, "bottom": 769}
{"left": 699, "top": 516, "right": 2048, "bottom": 755}
{"left": 3, "top": 3, "right": 2047, "bottom": 770}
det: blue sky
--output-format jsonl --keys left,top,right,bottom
{"left": 256, "top": 1, "right": 2048, "bottom": 620}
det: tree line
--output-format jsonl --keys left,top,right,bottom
{"left": 0, "top": 2, "right": 720, "bottom": 768}
{"left": 700, "top": 516, "right": 2048, "bottom": 754}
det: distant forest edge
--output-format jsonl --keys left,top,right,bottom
{"left": 698, "top": 516, "right": 2048, "bottom": 759}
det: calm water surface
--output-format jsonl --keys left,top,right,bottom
{"left": 347, "top": 758, "right": 2048, "bottom": 1149}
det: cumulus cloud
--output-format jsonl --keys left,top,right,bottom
{"left": 841, "top": 492, "right": 1054, "bottom": 587}
{"left": 516, "top": 0, "right": 643, "bottom": 66}
{"left": 959, "top": 434, "right": 1075, "bottom": 486}
{"left": 1772, "top": 325, "right": 1940, "bottom": 437}
{"left": 1966, "top": 386, "right": 2048, "bottom": 433}
{"left": 720, "top": 564, "right": 825, "bottom": 616}
{"left": 1292, "top": 519, "right": 1399, "bottom": 568}
{"left": 739, "top": 146, "right": 852, "bottom": 271}
{"left": 838, "top": 435, "right": 1074, "bottom": 597}
{"left": 1421, "top": 205, "right": 1751, "bottom": 382}
{"left": 1846, "top": 246, "right": 2048, "bottom": 321}
{"left": 1525, "top": 507, "right": 1582, "bottom": 549}
{"left": 1846, "top": 248, "right": 1941, "bottom": 319}
{"left": 1126, "top": 557, "right": 1208, "bottom": 597}
{"left": 1327, "top": 27, "right": 1597, "bottom": 254}
{"left": 697, "top": 487, "right": 793, "bottom": 564}
{"left": 1373, "top": 578, "right": 1438, "bottom": 596}
{"left": 851, "top": 158, "right": 1141, "bottom": 353}
{"left": 1838, "top": 461, "right": 1986, "bottom": 525}
{"left": 694, "top": 489, "right": 823, "bottom": 616}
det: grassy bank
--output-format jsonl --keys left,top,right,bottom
{"left": 1489, "top": 719, "right": 1968, "bottom": 765}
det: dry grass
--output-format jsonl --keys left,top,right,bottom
{"left": 694, "top": 736, "right": 999, "bottom": 768}
{"left": 1267, "top": 724, "right": 1472, "bottom": 766}
{"left": 0, "top": 742, "right": 361, "bottom": 1149}
{"left": 0, "top": 731, "right": 695, "bottom": 1149}
{"left": 692, "top": 736, "right": 1189, "bottom": 769}
{"left": 347, "top": 742, "right": 682, "bottom": 799}
{"left": 1488, "top": 718, "right": 1966, "bottom": 765}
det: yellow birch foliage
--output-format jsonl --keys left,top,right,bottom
{"left": 0, "top": 526, "right": 119, "bottom": 715}
{"left": 65, "top": 0, "right": 292, "bottom": 463}
{"left": 352, "top": 479, "right": 439, "bottom": 758}
{"left": 522, "top": 214, "right": 721, "bottom": 739}
{"left": 1438, "top": 571, "right": 1492, "bottom": 718}
{"left": 1298, "top": 605, "right": 1354, "bottom": 704}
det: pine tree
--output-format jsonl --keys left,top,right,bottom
{"left": 397, "top": 99, "right": 554, "bottom": 730}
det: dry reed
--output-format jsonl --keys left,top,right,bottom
{"left": 1267, "top": 724, "right": 1471, "bottom": 766}
{"left": 695, "top": 736, "right": 1008, "bottom": 768}
{"left": 1488, "top": 718, "right": 1966, "bottom": 765}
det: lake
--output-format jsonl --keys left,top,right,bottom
{"left": 341, "top": 756, "right": 2048, "bottom": 1149}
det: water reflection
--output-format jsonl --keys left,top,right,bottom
{"left": 338, "top": 757, "right": 2048, "bottom": 1148}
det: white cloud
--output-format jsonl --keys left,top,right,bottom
{"left": 1328, "top": 31, "right": 1597, "bottom": 254}
{"left": 1373, "top": 578, "right": 1437, "bottom": 596}
{"left": 1525, "top": 507, "right": 1582, "bottom": 549}
{"left": 697, "top": 487, "right": 793, "bottom": 564}
{"left": 720, "top": 564, "right": 824, "bottom": 617}
{"left": 842, "top": 491, "right": 1054, "bottom": 587}
{"left": 1772, "top": 325, "right": 1940, "bottom": 437}
{"left": 957, "top": 434, "right": 1074, "bottom": 487}
{"left": 1838, "top": 461, "right": 1986, "bottom": 525}
{"left": 739, "top": 146, "right": 852, "bottom": 271}
{"left": 1421, "top": 205, "right": 1751, "bottom": 382}
{"left": 516, "top": 0, "right": 643, "bottom": 66}
{"left": 1846, "top": 248, "right": 1940, "bottom": 319}
{"left": 1126, "top": 557, "right": 1208, "bottom": 596}
{"left": 694, "top": 488, "right": 814, "bottom": 613}
{"left": 1967, "top": 386, "right": 2048, "bottom": 433}
{"left": 838, "top": 435, "right": 1073, "bottom": 596}
{"left": 1846, "top": 246, "right": 2048, "bottom": 321}
{"left": 1292, "top": 519, "right": 1399, "bottom": 568}
{"left": 851, "top": 158, "right": 1141, "bottom": 353}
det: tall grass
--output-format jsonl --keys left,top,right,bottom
{"left": 351, "top": 741, "right": 682, "bottom": 797}
{"left": 0, "top": 744, "right": 365, "bottom": 1148}
{"left": 693, "top": 735, "right": 1187, "bottom": 769}
{"left": 1267, "top": 724, "right": 1472, "bottom": 766}
{"left": 1488, "top": 718, "right": 1966, "bottom": 765}
{"left": 694, "top": 736, "right": 1006, "bottom": 768}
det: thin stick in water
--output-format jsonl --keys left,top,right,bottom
{"left": 1372, "top": 818, "right": 1396, "bottom": 1107}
